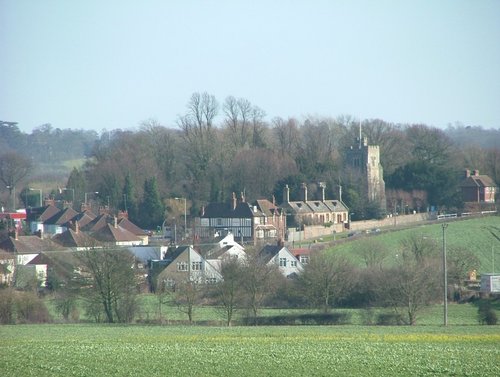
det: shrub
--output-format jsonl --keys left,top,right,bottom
{"left": 376, "top": 312, "right": 403, "bottom": 325}
{"left": 15, "top": 292, "right": 50, "bottom": 323}
{"left": 0, "top": 288, "right": 15, "bottom": 324}
{"left": 477, "top": 300, "right": 498, "bottom": 325}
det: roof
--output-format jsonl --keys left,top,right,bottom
{"left": 202, "top": 202, "right": 260, "bottom": 218}
{"left": 162, "top": 245, "right": 191, "bottom": 264}
{"left": 27, "top": 205, "right": 60, "bottom": 222}
{"left": 285, "top": 199, "right": 348, "bottom": 214}
{"left": 92, "top": 224, "right": 141, "bottom": 243}
{"left": 0, "top": 235, "right": 65, "bottom": 254}
{"left": 118, "top": 217, "right": 148, "bottom": 236}
{"left": 52, "top": 228, "right": 100, "bottom": 248}
{"left": 43, "top": 207, "right": 79, "bottom": 226}
{"left": 259, "top": 244, "right": 284, "bottom": 264}
{"left": 461, "top": 175, "right": 497, "bottom": 188}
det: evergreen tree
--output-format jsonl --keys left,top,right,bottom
{"left": 122, "top": 172, "right": 138, "bottom": 221}
{"left": 139, "top": 177, "right": 164, "bottom": 229}
{"left": 66, "top": 167, "right": 86, "bottom": 208}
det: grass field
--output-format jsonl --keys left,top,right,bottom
{"left": 1, "top": 324, "right": 499, "bottom": 376}
{"left": 323, "top": 215, "right": 500, "bottom": 273}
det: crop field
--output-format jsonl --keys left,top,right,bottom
{"left": 1, "top": 325, "right": 499, "bottom": 376}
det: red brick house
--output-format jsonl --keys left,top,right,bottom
{"left": 460, "top": 169, "right": 497, "bottom": 203}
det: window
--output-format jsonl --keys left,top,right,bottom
{"left": 206, "top": 277, "right": 217, "bottom": 284}
{"left": 290, "top": 260, "right": 297, "bottom": 267}
{"left": 192, "top": 261, "right": 202, "bottom": 271}
{"left": 300, "top": 256, "right": 309, "bottom": 265}
{"left": 279, "top": 258, "right": 287, "bottom": 267}
{"left": 177, "top": 262, "right": 188, "bottom": 271}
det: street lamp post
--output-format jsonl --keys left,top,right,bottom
{"left": 174, "top": 197, "right": 187, "bottom": 239}
{"left": 29, "top": 188, "right": 42, "bottom": 207}
{"left": 6, "top": 185, "right": 15, "bottom": 210}
{"left": 442, "top": 223, "right": 448, "bottom": 327}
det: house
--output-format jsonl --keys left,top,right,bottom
{"left": 460, "top": 169, "right": 497, "bottom": 203}
{"left": 52, "top": 221, "right": 101, "bottom": 250}
{"left": 0, "top": 231, "right": 66, "bottom": 288}
{"left": 281, "top": 183, "right": 349, "bottom": 231}
{"left": 0, "top": 251, "right": 15, "bottom": 286}
{"left": 292, "top": 247, "right": 312, "bottom": 266}
{"left": 195, "top": 193, "right": 287, "bottom": 244}
{"left": 155, "top": 245, "right": 223, "bottom": 288}
{"left": 259, "top": 243, "right": 303, "bottom": 278}
{"left": 203, "top": 232, "right": 247, "bottom": 272}
{"left": 26, "top": 204, "right": 61, "bottom": 236}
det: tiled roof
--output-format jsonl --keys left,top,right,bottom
{"left": 27, "top": 205, "right": 60, "bottom": 222}
{"left": 461, "top": 175, "right": 497, "bottom": 188}
{"left": 0, "top": 235, "right": 65, "bottom": 254}
{"left": 92, "top": 224, "right": 141, "bottom": 243}
{"left": 52, "top": 229, "right": 100, "bottom": 248}
{"left": 44, "top": 207, "right": 79, "bottom": 226}
{"left": 259, "top": 244, "right": 283, "bottom": 264}
{"left": 203, "top": 202, "right": 257, "bottom": 218}
{"left": 118, "top": 218, "right": 148, "bottom": 236}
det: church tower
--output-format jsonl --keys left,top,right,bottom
{"left": 345, "top": 126, "right": 386, "bottom": 210}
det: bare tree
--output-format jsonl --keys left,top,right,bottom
{"left": 357, "top": 239, "right": 389, "bottom": 269}
{"left": 377, "top": 236, "right": 441, "bottom": 325}
{"left": 0, "top": 151, "right": 32, "bottom": 198}
{"left": 272, "top": 117, "right": 299, "bottom": 158}
{"left": 76, "top": 247, "right": 138, "bottom": 323}
{"left": 239, "top": 249, "right": 278, "bottom": 323}
{"left": 211, "top": 257, "right": 243, "bottom": 326}
{"left": 299, "top": 252, "right": 354, "bottom": 313}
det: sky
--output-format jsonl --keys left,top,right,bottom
{"left": 1, "top": 0, "right": 499, "bottom": 133}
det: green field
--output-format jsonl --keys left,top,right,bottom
{"left": 323, "top": 216, "right": 500, "bottom": 273}
{"left": 1, "top": 325, "right": 498, "bottom": 376}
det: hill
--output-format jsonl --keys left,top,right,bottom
{"left": 325, "top": 215, "right": 500, "bottom": 274}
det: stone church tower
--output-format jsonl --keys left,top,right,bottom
{"left": 345, "top": 132, "right": 386, "bottom": 210}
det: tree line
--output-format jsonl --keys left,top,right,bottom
{"left": 2, "top": 93, "right": 500, "bottom": 228}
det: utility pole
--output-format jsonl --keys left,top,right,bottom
{"left": 442, "top": 223, "right": 448, "bottom": 327}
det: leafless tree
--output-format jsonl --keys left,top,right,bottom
{"left": 298, "top": 252, "right": 354, "bottom": 313}
{"left": 0, "top": 151, "right": 32, "bottom": 196}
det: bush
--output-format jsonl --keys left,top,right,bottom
{"left": 376, "top": 312, "right": 403, "bottom": 326}
{"left": 241, "top": 312, "right": 352, "bottom": 326}
{"left": 477, "top": 300, "right": 498, "bottom": 325}
{"left": 15, "top": 292, "right": 50, "bottom": 323}
{"left": 0, "top": 288, "right": 15, "bottom": 324}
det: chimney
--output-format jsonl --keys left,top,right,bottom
{"left": 319, "top": 182, "right": 326, "bottom": 202}
{"left": 283, "top": 185, "right": 290, "bottom": 204}
{"left": 272, "top": 195, "right": 276, "bottom": 207}
{"left": 465, "top": 169, "right": 470, "bottom": 178}
{"left": 200, "top": 205, "right": 205, "bottom": 216}
{"left": 75, "top": 220, "right": 79, "bottom": 234}
{"left": 240, "top": 192, "right": 245, "bottom": 203}
{"left": 14, "top": 228, "right": 18, "bottom": 241}
{"left": 301, "top": 183, "right": 308, "bottom": 202}
{"left": 473, "top": 169, "right": 479, "bottom": 176}
{"left": 117, "top": 210, "right": 128, "bottom": 219}
{"left": 113, "top": 216, "right": 118, "bottom": 229}
{"left": 232, "top": 192, "right": 237, "bottom": 210}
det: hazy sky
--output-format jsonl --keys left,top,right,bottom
{"left": 1, "top": 0, "right": 499, "bottom": 133}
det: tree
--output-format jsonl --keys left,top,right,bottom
{"left": 378, "top": 237, "right": 441, "bottom": 325}
{"left": 298, "top": 252, "right": 354, "bottom": 313}
{"left": 66, "top": 167, "right": 86, "bottom": 206}
{"left": 76, "top": 247, "right": 138, "bottom": 323}
{"left": 211, "top": 257, "right": 244, "bottom": 326}
{"left": 172, "top": 279, "right": 203, "bottom": 324}
{"left": 239, "top": 249, "right": 278, "bottom": 323}
{"left": 178, "top": 92, "right": 219, "bottom": 203}
{"left": 357, "top": 239, "right": 389, "bottom": 269}
{"left": 0, "top": 151, "right": 32, "bottom": 200}
{"left": 139, "top": 177, "right": 164, "bottom": 229}
{"left": 122, "top": 172, "right": 138, "bottom": 221}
